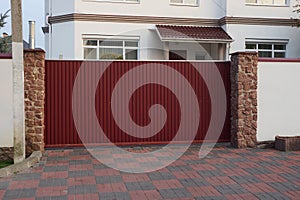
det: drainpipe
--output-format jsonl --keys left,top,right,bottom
{"left": 29, "top": 21, "right": 35, "bottom": 49}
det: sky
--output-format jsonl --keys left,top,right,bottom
{"left": 0, "top": 0, "right": 44, "bottom": 48}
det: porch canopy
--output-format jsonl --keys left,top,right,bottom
{"left": 155, "top": 25, "right": 233, "bottom": 43}
{"left": 155, "top": 25, "right": 233, "bottom": 60}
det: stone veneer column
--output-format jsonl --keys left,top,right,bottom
{"left": 231, "top": 52, "right": 258, "bottom": 148}
{"left": 24, "top": 49, "right": 45, "bottom": 155}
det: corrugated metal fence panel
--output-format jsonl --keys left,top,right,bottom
{"left": 45, "top": 60, "right": 231, "bottom": 147}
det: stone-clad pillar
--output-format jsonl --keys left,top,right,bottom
{"left": 24, "top": 49, "right": 45, "bottom": 155}
{"left": 231, "top": 52, "right": 258, "bottom": 148}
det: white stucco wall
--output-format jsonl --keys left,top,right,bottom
{"left": 0, "top": 59, "right": 13, "bottom": 147}
{"left": 46, "top": 0, "right": 75, "bottom": 16}
{"left": 226, "top": 24, "right": 300, "bottom": 58}
{"left": 53, "top": 21, "right": 225, "bottom": 60}
{"left": 258, "top": 61, "right": 300, "bottom": 141}
{"left": 75, "top": 0, "right": 226, "bottom": 19}
{"left": 49, "top": 22, "right": 75, "bottom": 59}
{"left": 227, "top": 0, "right": 298, "bottom": 18}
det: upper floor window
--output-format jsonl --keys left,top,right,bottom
{"left": 84, "top": 39, "right": 139, "bottom": 60}
{"left": 83, "top": 0, "right": 139, "bottom": 3}
{"left": 170, "top": 0, "right": 198, "bottom": 6}
{"left": 246, "top": 0, "right": 288, "bottom": 6}
{"left": 245, "top": 42, "right": 287, "bottom": 58}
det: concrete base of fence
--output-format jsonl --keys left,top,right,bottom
{"left": 0, "top": 151, "right": 42, "bottom": 177}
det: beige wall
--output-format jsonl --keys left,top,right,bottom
{"left": 0, "top": 59, "right": 13, "bottom": 147}
{"left": 258, "top": 61, "right": 300, "bottom": 141}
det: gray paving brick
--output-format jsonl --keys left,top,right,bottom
{"left": 268, "top": 182, "right": 300, "bottom": 192}
{"left": 159, "top": 189, "right": 178, "bottom": 199}
{"left": 180, "top": 178, "right": 209, "bottom": 187}
{"left": 96, "top": 176, "right": 123, "bottom": 184}
{"left": 244, "top": 167, "right": 272, "bottom": 175}
{"left": 12, "top": 173, "right": 41, "bottom": 181}
{"left": 230, "top": 175, "right": 261, "bottom": 184}
{"left": 36, "top": 196, "right": 68, "bottom": 200}
{"left": 68, "top": 185, "right": 98, "bottom": 194}
{"left": 215, "top": 163, "right": 237, "bottom": 169}
{"left": 93, "top": 164, "right": 108, "bottom": 169}
{"left": 159, "top": 188, "right": 191, "bottom": 199}
{"left": 167, "top": 165, "right": 192, "bottom": 171}
{"left": 125, "top": 181, "right": 155, "bottom": 191}
{"left": 195, "top": 197, "right": 224, "bottom": 200}
{"left": 279, "top": 173, "right": 300, "bottom": 181}
{"left": 98, "top": 193, "right": 114, "bottom": 200}
{"left": 0, "top": 181, "right": 9, "bottom": 190}
{"left": 172, "top": 188, "right": 192, "bottom": 198}
{"left": 215, "top": 184, "right": 248, "bottom": 194}
{"left": 44, "top": 165, "right": 68, "bottom": 172}
{"left": 227, "top": 157, "right": 250, "bottom": 162}
{"left": 4, "top": 188, "right": 36, "bottom": 199}
{"left": 197, "top": 170, "right": 224, "bottom": 177}
{"left": 47, "top": 156, "right": 68, "bottom": 161}
{"left": 39, "top": 178, "right": 67, "bottom": 187}
{"left": 254, "top": 192, "right": 290, "bottom": 200}
{"left": 114, "top": 192, "right": 131, "bottom": 200}
{"left": 148, "top": 172, "right": 175, "bottom": 180}
{"left": 68, "top": 170, "right": 94, "bottom": 177}
{"left": 69, "top": 159, "right": 92, "bottom": 165}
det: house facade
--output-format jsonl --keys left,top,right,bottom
{"left": 44, "top": 0, "right": 300, "bottom": 60}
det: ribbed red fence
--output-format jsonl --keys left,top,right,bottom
{"left": 45, "top": 61, "right": 231, "bottom": 147}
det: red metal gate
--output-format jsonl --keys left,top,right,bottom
{"left": 45, "top": 61, "right": 231, "bottom": 147}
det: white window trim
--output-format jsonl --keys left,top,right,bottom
{"left": 245, "top": 0, "right": 289, "bottom": 7}
{"left": 83, "top": 38, "right": 140, "bottom": 60}
{"left": 170, "top": 0, "right": 199, "bottom": 7}
{"left": 82, "top": 0, "right": 140, "bottom": 4}
{"left": 245, "top": 40, "right": 288, "bottom": 58}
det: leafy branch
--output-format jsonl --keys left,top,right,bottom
{"left": 294, "top": 0, "right": 300, "bottom": 27}
{"left": 0, "top": 10, "right": 10, "bottom": 29}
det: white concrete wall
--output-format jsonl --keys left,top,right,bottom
{"left": 258, "top": 61, "right": 300, "bottom": 141}
{"left": 226, "top": 24, "right": 300, "bottom": 58}
{"left": 0, "top": 59, "right": 13, "bottom": 147}
{"left": 47, "top": 0, "right": 75, "bottom": 16}
{"left": 75, "top": 0, "right": 226, "bottom": 19}
{"left": 227, "top": 0, "right": 298, "bottom": 19}
{"left": 49, "top": 22, "right": 75, "bottom": 59}
{"left": 53, "top": 21, "right": 224, "bottom": 60}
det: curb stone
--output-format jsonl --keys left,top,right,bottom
{"left": 0, "top": 151, "right": 42, "bottom": 177}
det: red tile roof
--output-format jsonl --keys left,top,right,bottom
{"left": 156, "top": 25, "right": 232, "bottom": 42}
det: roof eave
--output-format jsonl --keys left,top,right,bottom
{"left": 160, "top": 38, "right": 233, "bottom": 43}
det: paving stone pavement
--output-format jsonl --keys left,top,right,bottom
{"left": 0, "top": 144, "right": 299, "bottom": 200}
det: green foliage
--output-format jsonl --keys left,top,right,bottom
{"left": 0, "top": 35, "right": 12, "bottom": 53}
{"left": 0, "top": 10, "right": 10, "bottom": 29}
{"left": 0, "top": 160, "right": 13, "bottom": 169}
{"left": 294, "top": 1, "right": 300, "bottom": 27}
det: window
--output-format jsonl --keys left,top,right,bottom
{"left": 170, "top": 0, "right": 198, "bottom": 6}
{"left": 245, "top": 0, "right": 288, "bottom": 6}
{"left": 245, "top": 42, "right": 287, "bottom": 58}
{"left": 169, "top": 50, "right": 187, "bottom": 60}
{"left": 83, "top": 39, "right": 139, "bottom": 60}
{"left": 84, "top": 0, "right": 139, "bottom": 3}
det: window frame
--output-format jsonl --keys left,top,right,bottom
{"left": 245, "top": 0, "right": 289, "bottom": 6}
{"left": 83, "top": 39, "right": 139, "bottom": 60}
{"left": 245, "top": 42, "right": 287, "bottom": 58}
{"left": 82, "top": 0, "right": 140, "bottom": 4}
{"left": 170, "top": 0, "right": 199, "bottom": 7}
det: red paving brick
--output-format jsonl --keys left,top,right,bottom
{"left": 0, "top": 144, "right": 299, "bottom": 199}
